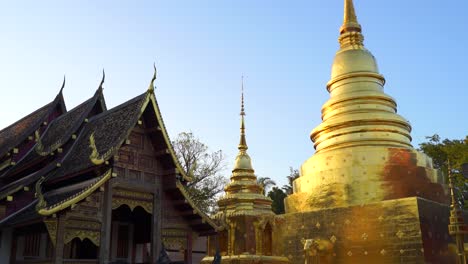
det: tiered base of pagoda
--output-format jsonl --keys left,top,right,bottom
{"left": 201, "top": 254, "right": 290, "bottom": 264}
{"left": 272, "top": 197, "right": 459, "bottom": 264}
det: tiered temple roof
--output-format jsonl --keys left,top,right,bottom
{"left": 0, "top": 72, "right": 217, "bottom": 234}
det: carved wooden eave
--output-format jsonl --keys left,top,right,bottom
{"left": 140, "top": 91, "right": 192, "bottom": 182}
{"left": 34, "top": 87, "right": 106, "bottom": 157}
{"left": 111, "top": 187, "right": 153, "bottom": 214}
{"left": 36, "top": 168, "right": 112, "bottom": 216}
{"left": 0, "top": 87, "right": 106, "bottom": 187}
{"left": 0, "top": 162, "right": 57, "bottom": 201}
{"left": 0, "top": 87, "right": 66, "bottom": 165}
{"left": 175, "top": 180, "right": 220, "bottom": 232}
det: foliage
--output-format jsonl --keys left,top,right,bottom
{"left": 257, "top": 177, "right": 276, "bottom": 195}
{"left": 282, "top": 167, "right": 300, "bottom": 195}
{"left": 267, "top": 187, "right": 287, "bottom": 214}
{"left": 172, "top": 132, "right": 227, "bottom": 215}
{"left": 419, "top": 134, "right": 468, "bottom": 206}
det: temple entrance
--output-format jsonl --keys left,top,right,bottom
{"left": 64, "top": 238, "right": 98, "bottom": 259}
{"left": 111, "top": 204, "right": 152, "bottom": 264}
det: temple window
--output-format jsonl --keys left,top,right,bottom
{"left": 23, "top": 232, "right": 41, "bottom": 257}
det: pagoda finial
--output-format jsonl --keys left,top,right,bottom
{"left": 340, "top": 0, "right": 361, "bottom": 34}
{"left": 148, "top": 63, "right": 157, "bottom": 93}
{"left": 98, "top": 69, "right": 105, "bottom": 90}
{"left": 238, "top": 76, "right": 247, "bottom": 152}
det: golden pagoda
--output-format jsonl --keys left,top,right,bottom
{"left": 204, "top": 1, "right": 464, "bottom": 263}
{"left": 202, "top": 79, "right": 289, "bottom": 263}
{"left": 285, "top": 0, "right": 446, "bottom": 212}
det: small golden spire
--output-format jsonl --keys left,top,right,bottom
{"left": 447, "top": 160, "right": 468, "bottom": 263}
{"left": 148, "top": 63, "right": 157, "bottom": 93}
{"left": 340, "top": 0, "right": 362, "bottom": 34}
{"left": 239, "top": 76, "right": 247, "bottom": 152}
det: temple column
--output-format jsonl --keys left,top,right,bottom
{"left": 99, "top": 180, "right": 113, "bottom": 263}
{"left": 54, "top": 214, "right": 66, "bottom": 264}
{"left": 0, "top": 227, "right": 12, "bottom": 263}
{"left": 185, "top": 231, "right": 193, "bottom": 264}
{"left": 151, "top": 188, "right": 161, "bottom": 263}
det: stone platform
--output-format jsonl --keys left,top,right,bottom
{"left": 272, "top": 197, "right": 458, "bottom": 263}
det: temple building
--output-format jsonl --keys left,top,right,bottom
{"left": 0, "top": 71, "right": 219, "bottom": 263}
{"left": 203, "top": 0, "right": 464, "bottom": 263}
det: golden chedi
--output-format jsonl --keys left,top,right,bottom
{"left": 202, "top": 81, "right": 289, "bottom": 264}
{"left": 285, "top": 0, "right": 446, "bottom": 213}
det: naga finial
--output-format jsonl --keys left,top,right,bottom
{"left": 148, "top": 63, "right": 157, "bottom": 93}
{"left": 59, "top": 75, "right": 66, "bottom": 94}
{"left": 35, "top": 176, "right": 47, "bottom": 210}
{"left": 98, "top": 69, "right": 105, "bottom": 90}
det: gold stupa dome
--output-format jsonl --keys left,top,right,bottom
{"left": 331, "top": 48, "right": 379, "bottom": 80}
{"left": 234, "top": 152, "right": 253, "bottom": 171}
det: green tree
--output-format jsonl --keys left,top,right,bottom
{"left": 257, "top": 177, "right": 276, "bottom": 195}
{"left": 267, "top": 187, "right": 287, "bottom": 214}
{"left": 282, "top": 167, "right": 300, "bottom": 195}
{"left": 172, "top": 132, "right": 227, "bottom": 215}
{"left": 419, "top": 134, "right": 468, "bottom": 205}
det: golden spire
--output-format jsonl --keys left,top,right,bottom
{"left": 340, "top": 0, "right": 361, "bottom": 34}
{"left": 214, "top": 77, "right": 273, "bottom": 219}
{"left": 238, "top": 76, "right": 247, "bottom": 152}
{"left": 310, "top": 0, "right": 411, "bottom": 153}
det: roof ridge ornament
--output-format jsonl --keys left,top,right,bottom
{"left": 98, "top": 69, "right": 105, "bottom": 91}
{"left": 148, "top": 63, "right": 157, "bottom": 94}
{"left": 35, "top": 176, "right": 47, "bottom": 210}
{"left": 59, "top": 75, "right": 66, "bottom": 94}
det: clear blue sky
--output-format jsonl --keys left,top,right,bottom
{"left": 0, "top": 1, "right": 466, "bottom": 188}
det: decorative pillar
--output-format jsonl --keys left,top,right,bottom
{"left": 99, "top": 180, "right": 113, "bottom": 263}
{"left": 253, "top": 221, "right": 263, "bottom": 255}
{"left": 185, "top": 231, "right": 193, "bottom": 264}
{"left": 228, "top": 222, "right": 237, "bottom": 255}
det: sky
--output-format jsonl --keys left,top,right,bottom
{"left": 0, "top": 1, "right": 467, "bottom": 188}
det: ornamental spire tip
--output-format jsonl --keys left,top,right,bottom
{"left": 340, "top": 0, "right": 361, "bottom": 34}
{"left": 238, "top": 76, "right": 247, "bottom": 151}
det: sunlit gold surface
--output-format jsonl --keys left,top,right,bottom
{"left": 202, "top": 1, "right": 460, "bottom": 263}
{"left": 284, "top": 0, "right": 447, "bottom": 212}
{"left": 275, "top": 197, "right": 458, "bottom": 263}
